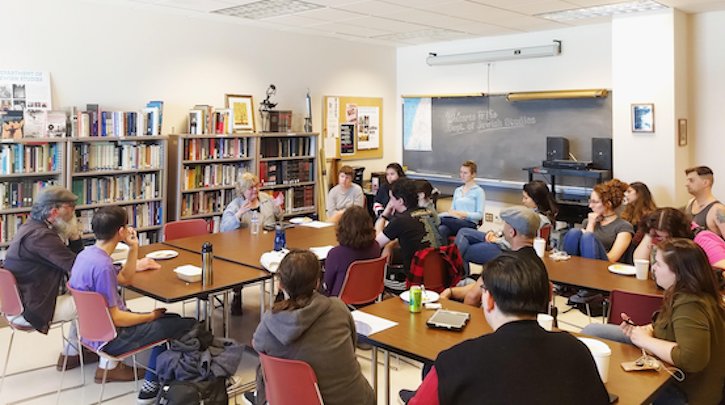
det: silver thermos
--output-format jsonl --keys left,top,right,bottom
{"left": 201, "top": 242, "right": 213, "bottom": 287}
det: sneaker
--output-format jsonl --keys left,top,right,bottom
{"left": 137, "top": 380, "right": 159, "bottom": 405}
{"left": 243, "top": 390, "right": 257, "bottom": 405}
{"left": 398, "top": 389, "right": 416, "bottom": 404}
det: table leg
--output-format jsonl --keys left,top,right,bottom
{"left": 259, "top": 281, "right": 266, "bottom": 319}
{"left": 371, "top": 346, "right": 378, "bottom": 398}
{"left": 269, "top": 278, "right": 275, "bottom": 308}
{"left": 223, "top": 291, "right": 229, "bottom": 338}
{"left": 384, "top": 350, "right": 390, "bottom": 405}
{"left": 206, "top": 297, "right": 212, "bottom": 331}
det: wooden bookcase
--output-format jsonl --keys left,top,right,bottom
{"left": 67, "top": 136, "right": 168, "bottom": 245}
{"left": 0, "top": 138, "right": 67, "bottom": 248}
{"left": 167, "top": 134, "right": 256, "bottom": 230}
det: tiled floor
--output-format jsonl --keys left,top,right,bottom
{"left": 0, "top": 285, "right": 598, "bottom": 405}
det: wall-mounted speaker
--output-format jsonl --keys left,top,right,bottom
{"left": 546, "top": 137, "right": 569, "bottom": 160}
{"left": 592, "top": 138, "right": 612, "bottom": 171}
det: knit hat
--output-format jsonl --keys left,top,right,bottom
{"left": 500, "top": 207, "right": 540, "bottom": 238}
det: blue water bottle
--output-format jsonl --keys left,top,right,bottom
{"left": 273, "top": 223, "right": 286, "bottom": 251}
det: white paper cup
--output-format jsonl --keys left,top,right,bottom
{"left": 537, "top": 313, "right": 554, "bottom": 331}
{"left": 577, "top": 337, "right": 612, "bottom": 383}
{"left": 634, "top": 259, "right": 650, "bottom": 280}
{"left": 533, "top": 237, "right": 546, "bottom": 258}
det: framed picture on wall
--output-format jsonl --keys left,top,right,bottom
{"left": 678, "top": 118, "right": 687, "bottom": 146}
{"left": 225, "top": 94, "right": 255, "bottom": 132}
{"left": 631, "top": 103, "right": 654, "bottom": 132}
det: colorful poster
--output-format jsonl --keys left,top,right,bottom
{"left": 403, "top": 97, "right": 432, "bottom": 151}
{"left": 356, "top": 106, "right": 379, "bottom": 150}
{"left": 0, "top": 70, "right": 51, "bottom": 112}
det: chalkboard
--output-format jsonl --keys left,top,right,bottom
{"left": 402, "top": 95, "right": 612, "bottom": 187}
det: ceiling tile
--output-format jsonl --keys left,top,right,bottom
{"left": 495, "top": 0, "right": 579, "bottom": 15}
{"left": 296, "top": 6, "right": 366, "bottom": 20}
{"left": 332, "top": 0, "right": 412, "bottom": 15}
{"left": 455, "top": 22, "right": 520, "bottom": 36}
{"left": 345, "top": 16, "right": 427, "bottom": 32}
{"left": 423, "top": 1, "right": 527, "bottom": 24}
{"left": 309, "top": 20, "right": 392, "bottom": 36}
{"left": 384, "top": 9, "right": 478, "bottom": 27}
{"left": 381, "top": 0, "right": 459, "bottom": 7}
{"left": 156, "top": 0, "right": 236, "bottom": 12}
{"left": 264, "top": 14, "right": 326, "bottom": 26}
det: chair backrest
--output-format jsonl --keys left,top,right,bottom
{"left": 0, "top": 268, "right": 23, "bottom": 317}
{"left": 607, "top": 289, "right": 663, "bottom": 325}
{"left": 259, "top": 352, "right": 323, "bottom": 405}
{"left": 539, "top": 224, "right": 552, "bottom": 245}
{"left": 338, "top": 256, "right": 387, "bottom": 306}
{"left": 421, "top": 250, "right": 447, "bottom": 292}
{"left": 163, "top": 219, "right": 209, "bottom": 241}
{"left": 67, "top": 285, "right": 117, "bottom": 343}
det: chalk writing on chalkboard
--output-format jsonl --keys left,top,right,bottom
{"left": 340, "top": 123, "right": 355, "bottom": 155}
{"left": 443, "top": 108, "right": 536, "bottom": 136}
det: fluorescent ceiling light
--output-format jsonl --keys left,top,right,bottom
{"left": 537, "top": 0, "right": 667, "bottom": 22}
{"left": 426, "top": 41, "right": 561, "bottom": 66}
{"left": 212, "top": 0, "right": 323, "bottom": 20}
{"left": 374, "top": 28, "right": 465, "bottom": 42}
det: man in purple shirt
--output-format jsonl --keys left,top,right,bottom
{"left": 69, "top": 206, "right": 195, "bottom": 403}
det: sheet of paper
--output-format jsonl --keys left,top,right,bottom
{"left": 298, "top": 220, "right": 334, "bottom": 229}
{"left": 351, "top": 310, "right": 398, "bottom": 337}
{"left": 310, "top": 245, "right": 334, "bottom": 260}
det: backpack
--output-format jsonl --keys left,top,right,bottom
{"left": 156, "top": 377, "right": 228, "bottom": 405}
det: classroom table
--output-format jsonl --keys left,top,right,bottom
{"left": 360, "top": 298, "right": 671, "bottom": 405}
{"left": 124, "top": 243, "right": 272, "bottom": 334}
{"left": 544, "top": 255, "right": 662, "bottom": 296}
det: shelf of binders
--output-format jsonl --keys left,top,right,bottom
{"left": 0, "top": 138, "right": 66, "bottom": 247}
{"left": 68, "top": 136, "right": 168, "bottom": 245}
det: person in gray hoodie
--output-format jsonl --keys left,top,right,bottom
{"left": 252, "top": 249, "right": 375, "bottom": 405}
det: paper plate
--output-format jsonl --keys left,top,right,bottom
{"left": 399, "top": 290, "right": 440, "bottom": 304}
{"left": 289, "top": 217, "right": 312, "bottom": 224}
{"left": 145, "top": 250, "right": 179, "bottom": 260}
{"left": 608, "top": 264, "right": 636, "bottom": 276}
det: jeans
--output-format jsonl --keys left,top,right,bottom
{"left": 454, "top": 228, "right": 502, "bottom": 275}
{"left": 580, "top": 323, "right": 632, "bottom": 344}
{"left": 562, "top": 229, "right": 609, "bottom": 260}
{"left": 438, "top": 216, "right": 476, "bottom": 241}
{"left": 102, "top": 313, "right": 196, "bottom": 381}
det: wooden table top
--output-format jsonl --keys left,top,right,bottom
{"left": 544, "top": 255, "right": 662, "bottom": 296}
{"left": 123, "top": 243, "right": 271, "bottom": 303}
{"left": 163, "top": 225, "right": 338, "bottom": 268}
{"left": 361, "top": 298, "right": 670, "bottom": 404}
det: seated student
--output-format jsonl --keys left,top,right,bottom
{"left": 252, "top": 250, "right": 375, "bottom": 405}
{"left": 683, "top": 165, "right": 725, "bottom": 238}
{"left": 409, "top": 255, "right": 609, "bottom": 405}
{"left": 69, "top": 206, "right": 196, "bottom": 404}
{"left": 442, "top": 207, "right": 544, "bottom": 306}
{"left": 621, "top": 181, "right": 657, "bottom": 248}
{"left": 324, "top": 206, "right": 381, "bottom": 297}
{"left": 373, "top": 162, "right": 405, "bottom": 217}
{"left": 220, "top": 172, "right": 283, "bottom": 232}
{"left": 326, "top": 165, "right": 365, "bottom": 223}
{"left": 582, "top": 239, "right": 724, "bottom": 405}
{"left": 438, "top": 160, "right": 485, "bottom": 241}
{"left": 415, "top": 179, "right": 443, "bottom": 246}
{"left": 562, "top": 178, "right": 633, "bottom": 262}
{"left": 375, "top": 178, "right": 440, "bottom": 292}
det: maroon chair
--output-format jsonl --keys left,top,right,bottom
{"left": 163, "top": 219, "right": 209, "bottom": 240}
{"left": 258, "top": 352, "right": 323, "bottom": 405}
{"left": 338, "top": 256, "right": 387, "bottom": 307}
{"left": 539, "top": 224, "right": 553, "bottom": 248}
{"left": 607, "top": 289, "right": 663, "bottom": 325}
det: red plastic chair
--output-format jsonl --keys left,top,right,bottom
{"left": 163, "top": 219, "right": 209, "bottom": 240}
{"left": 606, "top": 289, "right": 663, "bottom": 325}
{"left": 67, "top": 285, "right": 168, "bottom": 403}
{"left": 338, "top": 256, "right": 387, "bottom": 306}
{"left": 539, "top": 224, "right": 553, "bottom": 247}
{"left": 258, "top": 352, "right": 323, "bottom": 405}
{"left": 0, "top": 268, "right": 81, "bottom": 399}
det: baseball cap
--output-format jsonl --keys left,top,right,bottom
{"left": 35, "top": 186, "right": 78, "bottom": 206}
{"left": 500, "top": 207, "right": 540, "bottom": 238}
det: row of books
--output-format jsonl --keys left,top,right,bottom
{"left": 271, "top": 185, "right": 315, "bottom": 214}
{"left": 72, "top": 143, "right": 163, "bottom": 172}
{"left": 259, "top": 137, "right": 313, "bottom": 158}
{"left": 259, "top": 159, "right": 313, "bottom": 186}
{"left": 0, "top": 110, "right": 68, "bottom": 139}
{"left": 181, "top": 189, "right": 235, "bottom": 218}
{"left": 73, "top": 102, "right": 163, "bottom": 137}
{"left": 0, "top": 143, "right": 62, "bottom": 175}
{"left": 78, "top": 201, "right": 163, "bottom": 234}
{"left": 183, "top": 163, "right": 249, "bottom": 191}
{"left": 189, "top": 106, "right": 232, "bottom": 135}
{"left": 183, "top": 138, "right": 250, "bottom": 161}
{"left": 0, "top": 213, "right": 27, "bottom": 244}
{"left": 0, "top": 179, "right": 59, "bottom": 210}
{"left": 71, "top": 173, "right": 159, "bottom": 205}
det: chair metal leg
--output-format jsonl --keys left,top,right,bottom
{"left": 133, "top": 355, "right": 139, "bottom": 391}
{"left": 223, "top": 291, "right": 230, "bottom": 338}
{"left": 259, "top": 281, "right": 266, "bottom": 318}
{"left": 98, "top": 367, "right": 109, "bottom": 404}
{"left": 57, "top": 321, "right": 68, "bottom": 400}
{"left": 0, "top": 328, "right": 15, "bottom": 394}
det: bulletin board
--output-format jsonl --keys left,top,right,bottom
{"left": 323, "top": 95, "right": 383, "bottom": 160}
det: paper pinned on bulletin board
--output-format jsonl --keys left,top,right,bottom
{"left": 356, "top": 106, "right": 379, "bottom": 150}
{"left": 0, "top": 70, "right": 52, "bottom": 111}
{"left": 326, "top": 97, "right": 339, "bottom": 139}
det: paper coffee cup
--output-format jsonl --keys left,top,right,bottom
{"left": 577, "top": 337, "right": 612, "bottom": 383}
{"left": 533, "top": 237, "right": 546, "bottom": 258}
{"left": 634, "top": 259, "right": 650, "bottom": 280}
{"left": 537, "top": 313, "right": 554, "bottom": 331}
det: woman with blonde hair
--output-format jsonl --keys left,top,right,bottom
{"left": 220, "top": 172, "right": 283, "bottom": 232}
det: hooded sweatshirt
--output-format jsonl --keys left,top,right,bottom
{"left": 253, "top": 292, "right": 374, "bottom": 405}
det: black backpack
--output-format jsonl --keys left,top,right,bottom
{"left": 156, "top": 377, "right": 228, "bottom": 405}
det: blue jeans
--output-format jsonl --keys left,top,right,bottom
{"left": 580, "top": 323, "right": 632, "bottom": 344}
{"left": 102, "top": 313, "right": 196, "bottom": 381}
{"left": 562, "top": 229, "right": 609, "bottom": 260}
{"left": 439, "top": 216, "right": 476, "bottom": 241}
{"left": 454, "top": 228, "right": 502, "bottom": 275}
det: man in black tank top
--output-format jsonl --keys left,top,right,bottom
{"left": 684, "top": 166, "right": 725, "bottom": 238}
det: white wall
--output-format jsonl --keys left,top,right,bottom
{"left": 3, "top": 0, "right": 397, "bottom": 173}
{"left": 691, "top": 10, "right": 725, "bottom": 199}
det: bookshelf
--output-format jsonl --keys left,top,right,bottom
{"left": 256, "top": 132, "right": 318, "bottom": 218}
{"left": 67, "top": 136, "right": 168, "bottom": 245}
{"left": 167, "top": 134, "right": 256, "bottom": 231}
{"left": 0, "top": 138, "right": 66, "bottom": 248}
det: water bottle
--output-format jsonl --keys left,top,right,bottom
{"left": 273, "top": 223, "right": 286, "bottom": 251}
{"left": 201, "top": 242, "right": 213, "bottom": 288}
{"left": 250, "top": 210, "right": 260, "bottom": 235}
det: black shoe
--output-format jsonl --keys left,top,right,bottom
{"left": 356, "top": 342, "right": 372, "bottom": 351}
{"left": 231, "top": 292, "right": 243, "bottom": 316}
{"left": 399, "top": 389, "right": 416, "bottom": 404}
{"left": 243, "top": 390, "right": 256, "bottom": 405}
